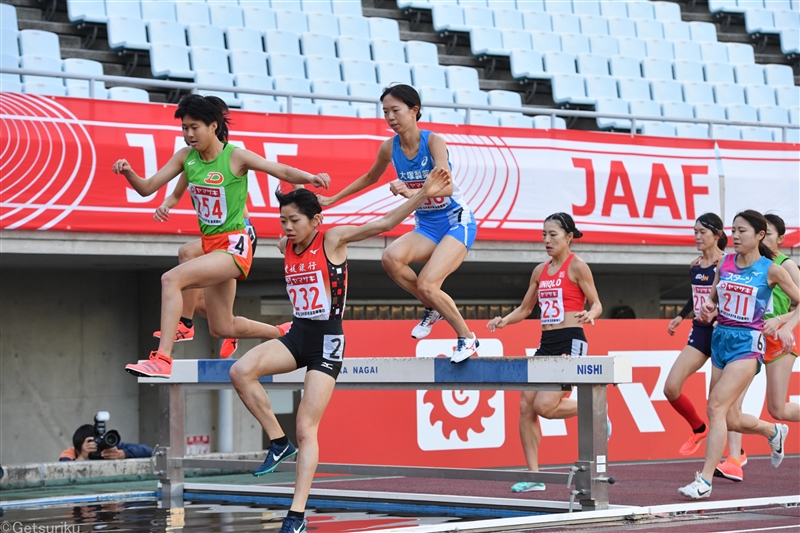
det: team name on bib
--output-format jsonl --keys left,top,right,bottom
{"left": 691, "top": 284, "right": 712, "bottom": 315}
{"left": 189, "top": 184, "right": 227, "bottom": 226}
{"left": 286, "top": 271, "right": 328, "bottom": 318}
{"left": 539, "top": 288, "right": 564, "bottom": 324}
{"left": 718, "top": 281, "right": 757, "bottom": 323}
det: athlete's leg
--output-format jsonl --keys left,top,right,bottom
{"left": 290, "top": 369, "right": 337, "bottom": 512}
{"left": 766, "top": 355, "right": 800, "bottom": 422}
{"left": 178, "top": 240, "right": 204, "bottom": 318}
{"left": 534, "top": 390, "right": 577, "bottom": 420}
{"left": 202, "top": 274, "right": 283, "bottom": 341}
{"left": 725, "top": 383, "right": 749, "bottom": 459}
{"left": 519, "top": 391, "right": 542, "bottom": 472}
{"left": 381, "top": 232, "right": 438, "bottom": 308}
{"left": 415, "top": 236, "right": 471, "bottom": 338}
{"left": 664, "top": 345, "right": 709, "bottom": 430}
{"left": 229, "top": 339, "right": 298, "bottom": 439}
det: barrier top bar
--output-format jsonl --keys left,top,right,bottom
{"left": 138, "top": 356, "right": 632, "bottom": 389}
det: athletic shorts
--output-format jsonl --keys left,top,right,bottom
{"left": 535, "top": 327, "right": 588, "bottom": 356}
{"left": 244, "top": 218, "right": 258, "bottom": 254}
{"left": 201, "top": 229, "right": 253, "bottom": 280}
{"left": 687, "top": 321, "right": 714, "bottom": 357}
{"left": 763, "top": 329, "right": 799, "bottom": 364}
{"left": 277, "top": 317, "right": 344, "bottom": 379}
{"left": 413, "top": 208, "right": 477, "bottom": 250}
{"left": 710, "top": 324, "right": 764, "bottom": 371}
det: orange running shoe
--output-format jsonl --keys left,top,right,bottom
{"left": 714, "top": 457, "right": 743, "bottom": 482}
{"left": 125, "top": 351, "right": 172, "bottom": 378}
{"left": 679, "top": 428, "right": 708, "bottom": 455}
{"left": 740, "top": 450, "right": 747, "bottom": 467}
{"left": 153, "top": 323, "right": 194, "bottom": 342}
{"left": 277, "top": 322, "right": 292, "bottom": 336}
{"left": 220, "top": 338, "right": 238, "bottom": 359}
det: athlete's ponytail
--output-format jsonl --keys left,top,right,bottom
{"left": 697, "top": 212, "right": 727, "bottom": 250}
{"left": 380, "top": 84, "right": 422, "bottom": 121}
{"left": 545, "top": 212, "right": 583, "bottom": 239}
{"left": 276, "top": 188, "right": 322, "bottom": 220}
{"left": 764, "top": 213, "right": 786, "bottom": 259}
{"left": 174, "top": 94, "right": 231, "bottom": 142}
{"left": 733, "top": 210, "right": 771, "bottom": 258}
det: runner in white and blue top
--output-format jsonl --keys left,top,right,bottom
{"left": 318, "top": 84, "right": 479, "bottom": 362}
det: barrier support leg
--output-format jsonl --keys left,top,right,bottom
{"left": 576, "top": 384, "right": 609, "bottom": 511}
{"left": 158, "top": 383, "right": 185, "bottom": 506}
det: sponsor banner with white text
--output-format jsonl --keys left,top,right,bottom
{"left": 1, "top": 94, "right": 797, "bottom": 245}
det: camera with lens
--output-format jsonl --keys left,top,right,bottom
{"left": 88, "top": 411, "right": 121, "bottom": 460}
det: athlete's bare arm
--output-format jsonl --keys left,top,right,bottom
{"left": 113, "top": 147, "right": 190, "bottom": 197}
{"left": 154, "top": 173, "right": 189, "bottom": 222}
{"left": 763, "top": 259, "right": 800, "bottom": 336}
{"left": 231, "top": 148, "right": 330, "bottom": 189}
{"left": 277, "top": 236, "right": 288, "bottom": 255}
{"left": 487, "top": 263, "right": 545, "bottom": 331}
{"left": 572, "top": 257, "right": 603, "bottom": 325}
{"left": 318, "top": 139, "right": 393, "bottom": 206}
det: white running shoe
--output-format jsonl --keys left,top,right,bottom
{"left": 769, "top": 423, "right": 789, "bottom": 468}
{"left": 451, "top": 334, "right": 479, "bottom": 363}
{"left": 411, "top": 308, "right": 443, "bottom": 339}
{"left": 678, "top": 472, "right": 712, "bottom": 499}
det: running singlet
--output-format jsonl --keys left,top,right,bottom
{"left": 284, "top": 231, "right": 347, "bottom": 321}
{"left": 391, "top": 130, "right": 469, "bottom": 219}
{"left": 184, "top": 143, "right": 247, "bottom": 236}
{"left": 716, "top": 254, "right": 773, "bottom": 330}
{"left": 537, "top": 254, "right": 587, "bottom": 325}
{"left": 765, "top": 254, "right": 791, "bottom": 318}
{"left": 690, "top": 257, "right": 718, "bottom": 322}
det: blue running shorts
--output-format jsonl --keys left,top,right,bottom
{"left": 413, "top": 208, "right": 477, "bottom": 250}
{"left": 711, "top": 324, "right": 764, "bottom": 372}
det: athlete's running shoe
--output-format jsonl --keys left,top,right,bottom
{"left": 125, "top": 351, "right": 172, "bottom": 378}
{"left": 451, "top": 334, "right": 479, "bottom": 363}
{"left": 740, "top": 450, "right": 747, "bottom": 467}
{"left": 679, "top": 428, "right": 708, "bottom": 456}
{"left": 220, "top": 338, "right": 238, "bottom": 359}
{"left": 277, "top": 322, "right": 292, "bottom": 336}
{"left": 153, "top": 324, "right": 194, "bottom": 342}
{"left": 607, "top": 416, "right": 612, "bottom": 441}
{"left": 278, "top": 515, "right": 306, "bottom": 533}
{"left": 678, "top": 472, "right": 712, "bottom": 499}
{"left": 253, "top": 440, "right": 298, "bottom": 477}
{"left": 511, "top": 481, "right": 545, "bottom": 492}
{"left": 411, "top": 308, "right": 443, "bottom": 339}
{"left": 714, "top": 458, "right": 743, "bottom": 482}
{"left": 769, "top": 423, "right": 789, "bottom": 468}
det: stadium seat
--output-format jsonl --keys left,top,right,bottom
{"left": 226, "top": 27, "right": 264, "bottom": 52}
{"left": 510, "top": 49, "right": 546, "bottom": 79}
{"left": 418, "top": 85, "right": 454, "bottom": 105}
{"left": 551, "top": 13, "right": 581, "bottom": 33}
{"left": 471, "top": 27, "right": 505, "bottom": 56}
{"left": 545, "top": 0, "right": 572, "bottom": 14}
{"left": 653, "top": 1, "right": 682, "bottom": 20}
{"left": 573, "top": 0, "right": 601, "bottom": 16}
{"left": 501, "top": 29, "right": 533, "bottom": 53}
{"left": 775, "top": 85, "right": 800, "bottom": 107}
{"left": 715, "top": 83, "right": 746, "bottom": 105}
{"left": 230, "top": 50, "right": 268, "bottom": 76}
{"left": 551, "top": 73, "right": 594, "bottom": 105}
{"left": 462, "top": 6, "right": 494, "bottom": 29}
{"left": 689, "top": 21, "right": 718, "bottom": 41}
{"left": 369, "top": 17, "right": 401, "bottom": 40}
{"left": 628, "top": 1, "right": 656, "bottom": 19}
{"left": 704, "top": 62, "right": 735, "bottom": 84}
{"left": 579, "top": 15, "right": 608, "bottom": 36}
{"left": 744, "top": 10, "right": 777, "bottom": 34}
{"left": 662, "top": 20, "right": 691, "bottom": 41}
{"left": 560, "top": 33, "right": 590, "bottom": 54}
{"left": 271, "top": 10, "right": 306, "bottom": 35}
{"left": 734, "top": 63, "right": 765, "bottom": 85}
{"left": 341, "top": 58, "right": 377, "bottom": 83}
{"left": 694, "top": 102, "right": 727, "bottom": 121}
{"left": 240, "top": 97, "right": 283, "bottom": 113}
{"left": 338, "top": 15, "right": 370, "bottom": 39}
{"left": 376, "top": 61, "right": 412, "bottom": 85}
{"left": 708, "top": 0, "right": 740, "bottom": 14}
{"left": 348, "top": 80, "right": 383, "bottom": 101}
{"left": 600, "top": 1, "right": 628, "bottom": 17}
{"left": 487, "top": 89, "right": 522, "bottom": 110}
{"left": 318, "top": 102, "right": 357, "bottom": 116}
{"left": 272, "top": 0, "right": 303, "bottom": 11}
{"left": 445, "top": 65, "right": 480, "bottom": 89}
{"left": 607, "top": 17, "right": 636, "bottom": 37}
{"left": 411, "top": 64, "right": 448, "bottom": 87}
{"left": 618, "top": 77, "right": 651, "bottom": 100}
{"left": 641, "top": 121, "right": 676, "bottom": 136}
{"left": 1, "top": 2, "right": 18, "bottom": 31}
{"left": 299, "top": 33, "right": 335, "bottom": 58}
{"left": 147, "top": 20, "right": 186, "bottom": 47}
{"left": 209, "top": 4, "right": 243, "bottom": 27}
{"left": 710, "top": 124, "right": 741, "bottom": 140}
{"left": 530, "top": 31, "right": 561, "bottom": 52}
{"left": 740, "top": 126, "right": 774, "bottom": 141}
{"left": 0, "top": 54, "right": 20, "bottom": 90}
{"left": 406, "top": 40, "right": 439, "bottom": 64}
{"left": 745, "top": 84, "right": 776, "bottom": 106}
{"left": 108, "top": 86, "right": 150, "bottom": 102}
{"left": 636, "top": 20, "right": 664, "bottom": 40}
{"left": 186, "top": 24, "right": 225, "bottom": 49}
{"left": 764, "top": 64, "right": 794, "bottom": 86}
{"left": 18, "top": 30, "right": 61, "bottom": 60}
{"left": 609, "top": 56, "right": 641, "bottom": 78}
{"left": 585, "top": 74, "right": 618, "bottom": 101}
{"left": 306, "top": 12, "right": 339, "bottom": 38}
{"left": 243, "top": 5, "right": 277, "bottom": 31}
{"left": 426, "top": 109, "right": 465, "bottom": 124}
{"left": 23, "top": 81, "right": 66, "bottom": 96}
{"left": 264, "top": 29, "right": 301, "bottom": 55}
{"left": 726, "top": 42, "right": 756, "bottom": 64}
{"left": 105, "top": 0, "right": 139, "bottom": 19}
{"left": 523, "top": 12, "right": 553, "bottom": 32}
{"left": 672, "top": 40, "right": 702, "bottom": 62}
{"left": 615, "top": 37, "right": 646, "bottom": 60}
{"left": 195, "top": 70, "right": 240, "bottom": 107}
{"left": 790, "top": 106, "right": 799, "bottom": 124}
{"left": 1, "top": 30, "right": 18, "bottom": 58}
{"left": 780, "top": 28, "right": 800, "bottom": 55}
{"left": 595, "top": 97, "right": 631, "bottom": 129}
{"left": 532, "top": 115, "right": 567, "bottom": 129}
{"left": 67, "top": 0, "right": 107, "bottom": 24}
{"left": 652, "top": 79, "right": 684, "bottom": 102}
{"left": 642, "top": 58, "right": 674, "bottom": 80}
{"left": 454, "top": 88, "right": 489, "bottom": 109}
{"left": 683, "top": 81, "right": 716, "bottom": 104}
{"left": 234, "top": 72, "right": 274, "bottom": 98}
{"left": 306, "top": 55, "right": 341, "bottom": 80}
{"left": 372, "top": 39, "right": 406, "bottom": 63}
{"left": 311, "top": 78, "right": 348, "bottom": 104}
{"left": 629, "top": 98, "right": 662, "bottom": 120}
{"left": 543, "top": 51, "right": 577, "bottom": 74}
{"left": 62, "top": 57, "right": 107, "bottom": 98}
{"left": 274, "top": 76, "right": 312, "bottom": 105}
{"left": 175, "top": 1, "right": 209, "bottom": 25}
{"left": 336, "top": 35, "right": 371, "bottom": 60}
{"left": 19, "top": 55, "right": 62, "bottom": 86}
{"left": 701, "top": 43, "right": 729, "bottom": 65}
{"left": 107, "top": 17, "right": 149, "bottom": 51}
{"left": 269, "top": 52, "right": 306, "bottom": 78}
{"left": 332, "top": 0, "right": 362, "bottom": 16}
{"left": 588, "top": 35, "right": 618, "bottom": 57}
{"left": 675, "top": 123, "right": 710, "bottom": 138}
{"left": 758, "top": 105, "right": 790, "bottom": 124}
{"left": 674, "top": 61, "right": 705, "bottom": 82}
{"left": 493, "top": 9, "right": 524, "bottom": 30}
{"left": 726, "top": 103, "right": 759, "bottom": 122}
{"left": 644, "top": 39, "right": 674, "bottom": 60}
{"left": 150, "top": 43, "right": 193, "bottom": 78}
{"left": 576, "top": 53, "right": 609, "bottom": 76}
{"left": 142, "top": 1, "right": 176, "bottom": 23}
{"left": 498, "top": 113, "right": 533, "bottom": 127}
{"left": 302, "top": 0, "right": 331, "bottom": 14}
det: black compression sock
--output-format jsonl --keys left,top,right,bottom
{"left": 272, "top": 436, "right": 289, "bottom": 447}
{"left": 287, "top": 510, "right": 305, "bottom": 519}
{"left": 693, "top": 423, "right": 706, "bottom": 434}
{"left": 179, "top": 317, "right": 193, "bottom": 329}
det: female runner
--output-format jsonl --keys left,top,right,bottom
{"left": 318, "top": 84, "right": 479, "bottom": 362}
{"left": 115, "top": 94, "right": 329, "bottom": 378}
{"left": 230, "top": 168, "right": 450, "bottom": 533}
{"left": 486, "top": 213, "right": 602, "bottom": 492}
{"left": 679, "top": 210, "right": 800, "bottom": 499}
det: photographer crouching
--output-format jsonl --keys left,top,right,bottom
{"left": 59, "top": 411, "right": 153, "bottom": 461}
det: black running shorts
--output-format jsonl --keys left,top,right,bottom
{"left": 277, "top": 317, "right": 344, "bottom": 379}
{"left": 687, "top": 321, "right": 714, "bottom": 357}
{"left": 536, "top": 327, "right": 588, "bottom": 356}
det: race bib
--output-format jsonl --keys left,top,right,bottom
{"left": 189, "top": 184, "right": 227, "bottom": 226}
{"left": 323, "top": 334, "right": 345, "bottom": 362}
{"left": 750, "top": 330, "right": 765, "bottom": 355}
{"left": 691, "top": 284, "right": 712, "bottom": 315}
{"left": 405, "top": 178, "right": 451, "bottom": 211}
{"left": 539, "top": 288, "right": 564, "bottom": 325}
{"left": 286, "top": 271, "right": 328, "bottom": 319}
{"left": 226, "top": 233, "right": 249, "bottom": 258}
{"left": 718, "top": 281, "right": 757, "bottom": 323}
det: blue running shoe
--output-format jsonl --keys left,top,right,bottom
{"left": 253, "top": 440, "right": 297, "bottom": 477}
{"left": 279, "top": 515, "right": 306, "bottom": 533}
{"left": 511, "top": 481, "right": 545, "bottom": 492}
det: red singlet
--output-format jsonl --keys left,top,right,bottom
{"left": 537, "top": 254, "right": 587, "bottom": 325}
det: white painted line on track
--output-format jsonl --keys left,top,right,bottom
{"left": 720, "top": 526, "right": 800, "bottom": 533}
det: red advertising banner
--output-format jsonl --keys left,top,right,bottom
{"left": 319, "top": 320, "right": 800, "bottom": 467}
{"left": 2, "top": 94, "right": 797, "bottom": 245}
